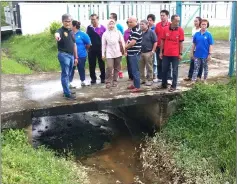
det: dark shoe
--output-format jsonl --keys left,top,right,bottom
{"left": 101, "top": 80, "right": 105, "bottom": 84}
{"left": 183, "top": 77, "right": 191, "bottom": 81}
{"left": 168, "top": 87, "right": 176, "bottom": 92}
{"left": 71, "top": 91, "right": 76, "bottom": 94}
{"left": 62, "top": 91, "right": 75, "bottom": 97}
{"left": 91, "top": 80, "right": 96, "bottom": 85}
{"left": 156, "top": 85, "right": 167, "bottom": 89}
{"left": 64, "top": 94, "right": 76, "bottom": 100}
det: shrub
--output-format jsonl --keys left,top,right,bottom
{"left": 49, "top": 21, "right": 62, "bottom": 35}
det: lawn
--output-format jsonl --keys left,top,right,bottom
{"left": 2, "top": 129, "right": 89, "bottom": 184}
{"left": 184, "top": 26, "right": 230, "bottom": 41}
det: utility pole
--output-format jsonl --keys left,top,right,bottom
{"left": 9, "top": 2, "right": 16, "bottom": 34}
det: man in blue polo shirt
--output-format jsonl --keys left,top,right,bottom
{"left": 190, "top": 19, "right": 214, "bottom": 84}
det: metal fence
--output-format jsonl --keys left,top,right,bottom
{"left": 4, "top": 2, "right": 232, "bottom": 35}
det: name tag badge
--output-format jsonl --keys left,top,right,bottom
{"left": 64, "top": 32, "right": 68, "bottom": 37}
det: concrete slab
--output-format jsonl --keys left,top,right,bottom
{"left": 1, "top": 40, "right": 230, "bottom": 127}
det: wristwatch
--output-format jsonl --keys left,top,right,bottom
{"left": 179, "top": 53, "right": 183, "bottom": 55}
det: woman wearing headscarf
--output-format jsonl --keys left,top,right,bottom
{"left": 102, "top": 19, "right": 125, "bottom": 88}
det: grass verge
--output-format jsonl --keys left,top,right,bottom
{"left": 1, "top": 52, "right": 32, "bottom": 74}
{"left": 141, "top": 77, "right": 236, "bottom": 184}
{"left": 2, "top": 32, "right": 128, "bottom": 73}
{"left": 184, "top": 26, "right": 230, "bottom": 40}
{"left": 2, "top": 129, "right": 89, "bottom": 184}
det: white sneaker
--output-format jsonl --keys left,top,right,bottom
{"left": 69, "top": 83, "right": 76, "bottom": 89}
{"left": 81, "top": 81, "right": 86, "bottom": 87}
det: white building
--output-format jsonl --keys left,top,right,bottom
{"left": 4, "top": 1, "right": 232, "bottom": 35}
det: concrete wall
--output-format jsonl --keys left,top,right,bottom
{"left": 119, "top": 98, "right": 178, "bottom": 130}
{"left": 1, "top": 92, "right": 181, "bottom": 130}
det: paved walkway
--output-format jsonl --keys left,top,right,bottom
{"left": 1, "top": 40, "right": 230, "bottom": 115}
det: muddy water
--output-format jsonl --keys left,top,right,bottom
{"left": 31, "top": 111, "right": 153, "bottom": 184}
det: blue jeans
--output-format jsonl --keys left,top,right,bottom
{"left": 58, "top": 52, "right": 74, "bottom": 96}
{"left": 69, "top": 57, "right": 87, "bottom": 82}
{"left": 128, "top": 54, "right": 141, "bottom": 88}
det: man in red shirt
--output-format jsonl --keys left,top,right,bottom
{"left": 155, "top": 10, "right": 172, "bottom": 81}
{"left": 158, "top": 14, "right": 184, "bottom": 92}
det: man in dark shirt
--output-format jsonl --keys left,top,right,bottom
{"left": 140, "top": 19, "right": 157, "bottom": 86}
{"left": 125, "top": 16, "right": 142, "bottom": 92}
{"left": 55, "top": 14, "right": 78, "bottom": 100}
{"left": 86, "top": 14, "right": 106, "bottom": 84}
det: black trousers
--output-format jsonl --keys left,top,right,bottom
{"left": 126, "top": 56, "right": 133, "bottom": 80}
{"left": 88, "top": 49, "right": 105, "bottom": 81}
{"left": 162, "top": 56, "right": 179, "bottom": 89}
{"left": 156, "top": 47, "right": 172, "bottom": 80}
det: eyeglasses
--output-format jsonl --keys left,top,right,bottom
{"left": 64, "top": 20, "right": 71, "bottom": 23}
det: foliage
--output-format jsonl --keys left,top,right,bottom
{"left": 49, "top": 21, "right": 62, "bottom": 35}
{"left": 141, "top": 78, "right": 236, "bottom": 183}
{"left": 2, "top": 129, "right": 89, "bottom": 184}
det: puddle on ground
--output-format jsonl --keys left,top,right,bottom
{"left": 31, "top": 110, "right": 153, "bottom": 184}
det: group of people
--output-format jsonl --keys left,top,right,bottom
{"left": 55, "top": 10, "right": 214, "bottom": 100}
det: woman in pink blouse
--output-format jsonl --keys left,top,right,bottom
{"left": 102, "top": 19, "right": 125, "bottom": 88}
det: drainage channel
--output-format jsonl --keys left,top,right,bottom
{"left": 30, "top": 110, "right": 154, "bottom": 184}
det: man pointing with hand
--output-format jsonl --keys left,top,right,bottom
{"left": 55, "top": 14, "right": 78, "bottom": 100}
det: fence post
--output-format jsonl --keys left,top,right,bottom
{"left": 106, "top": 3, "right": 109, "bottom": 19}
{"left": 9, "top": 2, "right": 16, "bottom": 34}
{"left": 176, "top": 1, "right": 182, "bottom": 26}
{"left": 228, "top": 1, "right": 236, "bottom": 77}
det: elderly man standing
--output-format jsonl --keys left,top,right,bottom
{"left": 125, "top": 16, "right": 142, "bottom": 92}
{"left": 55, "top": 14, "right": 78, "bottom": 100}
{"left": 86, "top": 14, "right": 106, "bottom": 85}
{"left": 139, "top": 19, "right": 157, "bottom": 86}
{"left": 158, "top": 14, "right": 184, "bottom": 92}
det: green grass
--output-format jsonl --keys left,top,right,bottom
{"left": 184, "top": 26, "right": 230, "bottom": 40}
{"left": 1, "top": 54, "right": 32, "bottom": 74}
{"left": 2, "top": 129, "right": 89, "bottom": 184}
{"left": 1, "top": 2, "right": 9, "bottom": 26}
{"left": 3, "top": 32, "right": 128, "bottom": 73}
{"left": 142, "top": 78, "right": 236, "bottom": 183}
{"left": 3, "top": 32, "right": 60, "bottom": 72}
